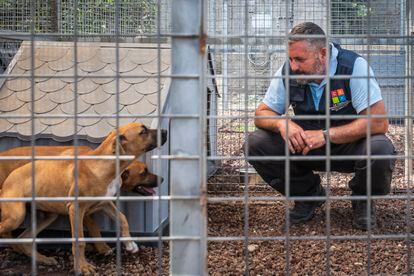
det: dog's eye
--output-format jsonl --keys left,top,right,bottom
{"left": 140, "top": 126, "right": 148, "bottom": 135}
{"left": 141, "top": 168, "right": 148, "bottom": 176}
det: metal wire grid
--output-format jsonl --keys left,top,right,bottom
{"left": 0, "top": 0, "right": 171, "bottom": 38}
{"left": 0, "top": 0, "right": 412, "bottom": 274}
{"left": 207, "top": 0, "right": 414, "bottom": 274}
{"left": 0, "top": 0, "right": 178, "bottom": 275}
{"left": 208, "top": 0, "right": 411, "bottom": 190}
{"left": 59, "top": 0, "right": 170, "bottom": 37}
{"left": 0, "top": 38, "right": 21, "bottom": 74}
{"left": 331, "top": 0, "right": 403, "bottom": 35}
{"left": 0, "top": 0, "right": 53, "bottom": 33}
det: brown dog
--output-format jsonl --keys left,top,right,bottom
{"left": 0, "top": 146, "right": 162, "bottom": 257}
{"left": 0, "top": 145, "right": 161, "bottom": 195}
{"left": 0, "top": 123, "right": 167, "bottom": 275}
{"left": 0, "top": 146, "right": 89, "bottom": 188}
{"left": 11, "top": 159, "right": 162, "bottom": 259}
{"left": 0, "top": 145, "right": 163, "bottom": 258}
{"left": 82, "top": 160, "right": 162, "bottom": 255}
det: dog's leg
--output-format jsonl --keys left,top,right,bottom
{"left": 12, "top": 212, "right": 59, "bottom": 266}
{"left": 4, "top": 231, "right": 25, "bottom": 254}
{"left": 101, "top": 202, "right": 139, "bottom": 253}
{"left": 0, "top": 201, "right": 26, "bottom": 235}
{"left": 68, "top": 203, "right": 96, "bottom": 275}
{"left": 83, "top": 215, "right": 113, "bottom": 255}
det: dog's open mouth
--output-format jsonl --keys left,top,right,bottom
{"left": 146, "top": 144, "right": 157, "bottom": 151}
{"left": 134, "top": 186, "right": 155, "bottom": 196}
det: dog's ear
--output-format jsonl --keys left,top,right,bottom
{"left": 121, "top": 169, "right": 130, "bottom": 182}
{"left": 112, "top": 135, "right": 127, "bottom": 155}
{"left": 120, "top": 134, "right": 128, "bottom": 146}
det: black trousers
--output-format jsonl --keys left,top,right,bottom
{"left": 245, "top": 128, "right": 396, "bottom": 197}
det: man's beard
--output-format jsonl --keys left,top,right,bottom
{"left": 295, "top": 58, "right": 326, "bottom": 85}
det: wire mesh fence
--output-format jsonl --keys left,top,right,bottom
{"left": 0, "top": 0, "right": 175, "bottom": 275}
{"left": 0, "top": 0, "right": 171, "bottom": 38}
{"left": 0, "top": 0, "right": 54, "bottom": 33}
{"left": 207, "top": 0, "right": 414, "bottom": 274}
{"left": 0, "top": 0, "right": 413, "bottom": 275}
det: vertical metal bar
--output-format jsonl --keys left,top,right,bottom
{"left": 242, "top": 0, "right": 250, "bottom": 274}
{"left": 366, "top": 0, "right": 373, "bottom": 273}
{"left": 56, "top": 0, "right": 61, "bottom": 34}
{"left": 73, "top": 0, "right": 80, "bottom": 273}
{"left": 283, "top": 0, "right": 292, "bottom": 274}
{"left": 404, "top": 1, "right": 413, "bottom": 186}
{"left": 114, "top": 0, "right": 121, "bottom": 275}
{"left": 210, "top": 0, "right": 215, "bottom": 35}
{"left": 404, "top": 0, "right": 413, "bottom": 273}
{"left": 29, "top": 0, "right": 37, "bottom": 274}
{"left": 324, "top": 1, "right": 332, "bottom": 274}
{"left": 170, "top": 0, "right": 205, "bottom": 274}
{"left": 223, "top": 0, "right": 228, "bottom": 110}
{"left": 156, "top": 0, "right": 163, "bottom": 274}
{"left": 402, "top": 0, "right": 406, "bottom": 38}
{"left": 200, "top": 1, "right": 208, "bottom": 273}
{"left": 49, "top": 0, "right": 59, "bottom": 34}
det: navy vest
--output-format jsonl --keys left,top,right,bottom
{"left": 282, "top": 43, "right": 360, "bottom": 130}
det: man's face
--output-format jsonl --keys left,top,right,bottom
{"left": 288, "top": 40, "right": 327, "bottom": 85}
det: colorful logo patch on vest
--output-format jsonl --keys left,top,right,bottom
{"left": 330, "top": 88, "right": 351, "bottom": 111}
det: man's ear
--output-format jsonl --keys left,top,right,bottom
{"left": 121, "top": 169, "right": 130, "bottom": 182}
{"left": 319, "top": 46, "right": 327, "bottom": 61}
{"left": 112, "top": 135, "right": 127, "bottom": 154}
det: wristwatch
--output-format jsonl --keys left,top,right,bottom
{"left": 322, "top": 129, "right": 330, "bottom": 142}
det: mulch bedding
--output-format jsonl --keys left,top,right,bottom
{"left": 1, "top": 125, "right": 413, "bottom": 275}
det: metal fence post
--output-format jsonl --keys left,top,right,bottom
{"left": 404, "top": 0, "right": 413, "bottom": 184}
{"left": 170, "top": 0, "right": 206, "bottom": 275}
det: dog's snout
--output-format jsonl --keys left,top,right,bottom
{"left": 158, "top": 176, "right": 164, "bottom": 184}
{"left": 145, "top": 129, "right": 168, "bottom": 152}
{"left": 161, "top": 129, "right": 168, "bottom": 146}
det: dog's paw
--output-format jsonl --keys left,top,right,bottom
{"left": 94, "top": 243, "right": 114, "bottom": 256}
{"left": 104, "top": 247, "right": 115, "bottom": 256}
{"left": 38, "top": 255, "right": 58, "bottom": 266}
{"left": 80, "top": 261, "right": 96, "bottom": 275}
{"left": 124, "top": 241, "right": 139, "bottom": 253}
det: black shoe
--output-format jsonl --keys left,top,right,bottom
{"left": 352, "top": 200, "right": 377, "bottom": 230}
{"left": 289, "top": 187, "right": 326, "bottom": 224}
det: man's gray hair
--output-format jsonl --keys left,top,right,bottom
{"left": 288, "top": 22, "right": 326, "bottom": 49}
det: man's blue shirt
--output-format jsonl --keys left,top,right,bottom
{"left": 263, "top": 44, "right": 382, "bottom": 114}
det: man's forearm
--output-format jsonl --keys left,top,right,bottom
{"left": 329, "top": 118, "right": 388, "bottom": 144}
{"left": 254, "top": 110, "right": 283, "bottom": 133}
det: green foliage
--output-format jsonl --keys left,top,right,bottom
{"left": 232, "top": 124, "right": 257, "bottom": 133}
{"left": 331, "top": 0, "right": 372, "bottom": 35}
{"left": 0, "top": 0, "right": 54, "bottom": 33}
{"left": 61, "top": 0, "right": 158, "bottom": 35}
{"left": 351, "top": 2, "right": 371, "bottom": 17}
{"left": 0, "top": 0, "right": 158, "bottom": 35}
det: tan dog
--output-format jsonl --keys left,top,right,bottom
{"left": 120, "top": 160, "right": 161, "bottom": 196}
{"left": 0, "top": 145, "right": 162, "bottom": 257}
{"left": 0, "top": 145, "right": 163, "bottom": 258}
{"left": 83, "top": 160, "right": 163, "bottom": 255}
{"left": 12, "top": 160, "right": 162, "bottom": 259}
{"left": 0, "top": 123, "right": 167, "bottom": 275}
{"left": 0, "top": 145, "right": 162, "bottom": 195}
{"left": 0, "top": 146, "right": 89, "bottom": 187}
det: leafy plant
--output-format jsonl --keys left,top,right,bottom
{"left": 0, "top": 0, "right": 54, "bottom": 33}
{"left": 60, "top": 0, "right": 157, "bottom": 36}
{"left": 331, "top": 0, "right": 372, "bottom": 35}
{"left": 0, "top": 0, "right": 158, "bottom": 36}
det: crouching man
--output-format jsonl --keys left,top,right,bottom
{"left": 245, "top": 22, "right": 395, "bottom": 230}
